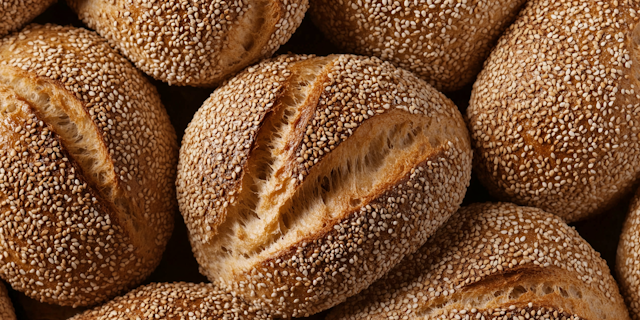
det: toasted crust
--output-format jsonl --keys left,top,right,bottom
{"left": 0, "top": 0, "right": 56, "bottom": 37}
{"left": 308, "top": 0, "right": 526, "bottom": 92}
{"left": 70, "top": 282, "right": 271, "bottom": 320}
{"left": 467, "top": 0, "right": 640, "bottom": 222}
{"left": 0, "top": 24, "right": 177, "bottom": 307}
{"left": 68, "top": 0, "right": 308, "bottom": 86}
{"left": 0, "top": 282, "right": 16, "bottom": 320}
{"left": 329, "top": 203, "right": 630, "bottom": 320}
{"left": 617, "top": 187, "right": 640, "bottom": 320}
{"left": 177, "top": 54, "right": 472, "bottom": 317}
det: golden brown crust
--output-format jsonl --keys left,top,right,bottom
{"left": 308, "top": 0, "right": 526, "bottom": 92}
{"left": 0, "top": 24, "right": 177, "bottom": 307}
{"left": 68, "top": 0, "right": 308, "bottom": 86}
{"left": 70, "top": 282, "right": 271, "bottom": 320}
{"left": 177, "top": 54, "right": 472, "bottom": 317}
{"left": 329, "top": 203, "right": 629, "bottom": 320}
{"left": 617, "top": 187, "right": 640, "bottom": 320}
{"left": 0, "top": 282, "right": 16, "bottom": 320}
{"left": 0, "top": 0, "right": 56, "bottom": 37}
{"left": 467, "top": 0, "right": 640, "bottom": 222}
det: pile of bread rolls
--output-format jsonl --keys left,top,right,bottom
{"left": 1, "top": 0, "right": 640, "bottom": 320}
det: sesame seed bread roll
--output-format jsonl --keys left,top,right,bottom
{"left": 0, "top": 283, "right": 16, "bottom": 320}
{"left": 467, "top": 0, "right": 640, "bottom": 222}
{"left": 70, "top": 282, "right": 271, "bottom": 320}
{"left": 329, "top": 202, "right": 630, "bottom": 320}
{"left": 67, "top": 0, "right": 308, "bottom": 87}
{"left": 617, "top": 187, "right": 640, "bottom": 320}
{"left": 177, "top": 54, "right": 472, "bottom": 317}
{"left": 0, "top": 24, "right": 177, "bottom": 307}
{"left": 308, "top": 0, "right": 526, "bottom": 92}
{"left": 0, "top": 0, "right": 56, "bottom": 37}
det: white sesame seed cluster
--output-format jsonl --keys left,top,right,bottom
{"left": 177, "top": 54, "right": 472, "bottom": 317}
{"left": 0, "top": 0, "right": 56, "bottom": 37}
{"left": 467, "top": 0, "right": 640, "bottom": 222}
{"left": 617, "top": 188, "right": 640, "bottom": 320}
{"left": 0, "top": 282, "right": 16, "bottom": 320}
{"left": 69, "top": 282, "right": 272, "bottom": 320}
{"left": 309, "top": 0, "right": 527, "bottom": 92}
{"left": 0, "top": 24, "right": 178, "bottom": 307}
{"left": 68, "top": 0, "right": 309, "bottom": 86}
{"left": 328, "top": 202, "right": 629, "bottom": 320}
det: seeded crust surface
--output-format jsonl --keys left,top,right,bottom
{"left": 308, "top": 0, "right": 526, "bottom": 92}
{"left": 177, "top": 54, "right": 472, "bottom": 317}
{"left": 70, "top": 282, "right": 271, "bottom": 320}
{"left": 0, "top": 0, "right": 56, "bottom": 37}
{"left": 617, "top": 187, "right": 640, "bottom": 320}
{"left": 0, "top": 24, "right": 178, "bottom": 307}
{"left": 0, "top": 282, "right": 16, "bottom": 320}
{"left": 467, "top": 0, "right": 640, "bottom": 222}
{"left": 329, "top": 202, "right": 630, "bottom": 320}
{"left": 68, "top": 0, "right": 308, "bottom": 86}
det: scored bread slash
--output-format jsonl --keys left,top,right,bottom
{"left": 177, "top": 54, "right": 473, "bottom": 317}
{"left": 329, "top": 202, "right": 630, "bottom": 320}
{"left": 0, "top": 24, "right": 178, "bottom": 307}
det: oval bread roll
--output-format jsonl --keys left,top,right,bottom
{"left": 70, "top": 282, "right": 271, "bottom": 320}
{"left": 329, "top": 202, "right": 630, "bottom": 320}
{"left": 0, "top": 24, "right": 177, "bottom": 307}
{"left": 617, "top": 187, "right": 640, "bottom": 320}
{"left": 68, "top": 0, "right": 308, "bottom": 86}
{"left": 177, "top": 54, "right": 472, "bottom": 317}
{"left": 467, "top": 0, "right": 640, "bottom": 222}
{"left": 308, "top": 0, "right": 527, "bottom": 92}
{"left": 0, "top": 0, "right": 56, "bottom": 37}
{"left": 0, "top": 282, "right": 16, "bottom": 320}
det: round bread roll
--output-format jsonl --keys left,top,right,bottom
{"left": 467, "top": 0, "right": 640, "bottom": 222}
{"left": 67, "top": 0, "right": 308, "bottom": 87}
{"left": 308, "top": 0, "right": 527, "bottom": 92}
{"left": 70, "top": 282, "right": 271, "bottom": 320}
{"left": 617, "top": 187, "right": 640, "bottom": 320}
{"left": 0, "top": 282, "right": 16, "bottom": 320}
{"left": 177, "top": 54, "right": 472, "bottom": 317}
{"left": 0, "top": 0, "right": 56, "bottom": 37}
{"left": 0, "top": 24, "right": 177, "bottom": 307}
{"left": 329, "top": 202, "right": 630, "bottom": 320}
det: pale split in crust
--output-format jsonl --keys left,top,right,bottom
{"left": 308, "top": 0, "right": 527, "bottom": 92}
{"left": 70, "top": 282, "right": 271, "bottom": 320}
{"left": 328, "top": 202, "right": 630, "bottom": 320}
{"left": 0, "top": 282, "right": 16, "bottom": 320}
{"left": 0, "top": 0, "right": 56, "bottom": 37}
{"left": 177, "top": 54, "right": 472, "bottom": 317}
{"left": 617, "top": 187, "right": 640, "bottom": 320}
{"left": 0, "top": 24, "right": 178, "bottom": 307}
{"left": 467, "top": 0, "right": 640, "bottom": 222}
{"left": 68, "top": 0, "right": 308, "bottom": 86}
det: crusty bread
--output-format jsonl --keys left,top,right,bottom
{"left": 70, "top": 282, "right": 271, "bottom": 320}
{"left": 0, "top": 24, "right": 177, "bottom": 307}
{"left": 308, "top": 0, "right": 526, "bottom": 92}
{"left": 467, "top": 0, "right": 640, "bottom": 222}
{"left": 0, "top": 282, "right": 16, "bottom": 320}
{"left": 617, "top": 187, "right": 640, "bottom": 320}
{"left": 329, "top": 202, "right": 630, "bottom": 320}
{"left": 177, "top": 54, "right": 472, "bottom": 317}
{"left": 0, "top": 0, "right": 56, "bottom": 37}
{"left": 67, "top": 0, "right": 308, "bottom": 87}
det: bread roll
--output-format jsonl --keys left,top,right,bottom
{"left": 617, "top": 187, "right": 640, "bottom": 320}
{"left": 177, "top": 54, "right": 472, "bottom": 317}
{"left": 467, "top": 0, "right": 640, "bottom": 222}
{"left": 68, "top": 0, "right": 308, "bottom": 87}
{"left": 0, "top": 24, "right": 177, "bottom": 307}
{"left": 0, "top": 0, "right": 56, "bottom": 37}
{"left": 329, "top": 202, "right": 630, "bottom": 320}
{"left": 308, "top": 0, "right": 526, "bottom": 92}
{"left": 0, "top": 282, "right": 16, "bottom": 320}
{"left": 70, "top": 282, "right": 270, "bottom": 320}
